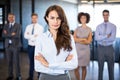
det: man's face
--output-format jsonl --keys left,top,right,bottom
{"left": 8, "top": 14, "right": 15, "bottom": 23}
{"left": 32, "top": 15, "right": 38, "bottom": 24}
{"left": 103, "top": 12, "right": 109, "bottom": 22}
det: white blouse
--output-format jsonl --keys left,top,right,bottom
{"left": 34, "top": 30, "right": 78, "bottom": 75}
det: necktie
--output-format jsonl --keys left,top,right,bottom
{"left": 9, "top": 24, "right": 12, "bottom": 31}
{"left": 103, "top": 23, "right": 107, "bottom": 45}
{"left": 32, "top": 25, "right": 34, "bottom": 34}
{"left": 9, "top": 23, "right": 12, "bottom": 44}
{"left": 103, "top": 23, "right": 107, "bottom": 35}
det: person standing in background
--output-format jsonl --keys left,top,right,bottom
{"left": 74, "top": 12, "right": 92, "bottom": 80}
{"left": 95, "top": 10, "right": 116, "bottom": 80}
{"left": 24, "top": 13, "right": 43, "bottom": 80}
{"left": 2, "top": 13, "right": 22, "bottom": 80}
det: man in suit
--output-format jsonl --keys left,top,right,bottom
{"left": 2, "top": 13, "right": 22, "bottom": 80}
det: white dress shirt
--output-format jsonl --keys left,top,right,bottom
{"left": 95, "top": 22, "right": 116, "bottom": 46}
{"left": 24, "top": 23, "right": 43, "bottom": 46}
{"left": 34, "top": 30, "right": 78, "bottom": 75}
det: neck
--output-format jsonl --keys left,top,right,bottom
{"left": 10, "top": 21, "right": 15, "bottom": 24}
{"left": 32, "top": 22, "right": 37, "bottom": 24}
{"left": 81, "top": 23, "right": 86, "bottom": 28}
{"left": 49, "top": 28, "right": 58, "bottom": 41}
{"left": 104, "top": 20, "right": 108, "bottom": 22}
{"left": 49, "top": 28, "right": 58, "bottom": 35}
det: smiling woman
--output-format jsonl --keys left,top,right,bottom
{"left": 34, "top": 5, "right": 78, "bottom": 80}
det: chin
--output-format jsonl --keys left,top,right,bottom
{"left": 53, "top": 26, "right": 60, "bottom": 29}
{"left": 54, "top": 28, "right": 59, "bottom": 30}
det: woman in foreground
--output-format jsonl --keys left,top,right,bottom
{"left": 34, "top": 5, "right": 78, "bottom": 80}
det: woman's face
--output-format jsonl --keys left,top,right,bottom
{"left": 46, "top": 10, "right": 61, "bottom": 30}
{"left": 80, "top": 15, "right": 87, "bottom": 24}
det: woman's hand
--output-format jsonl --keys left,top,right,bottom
{"left": 35, "top": 53, "right": 49, "bottom": 67}
{"left": 66, "top": 54, "right": 73, "bottom": 61}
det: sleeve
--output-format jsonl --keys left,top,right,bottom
{"left": 24, "top": 25, "right": 35, "bottom": 41}
{"left": 49, "top": 35, "right": 78, "bottom": 70}
{"left": 34, "top": 36, "right": 43, "bottom": 71}
{"left": 34, "top": 36, "right": 42, "bottom": 55}
{"left": 104, "top": 25, "right": 116, "bottom": 42}
{"left": 95, "top": 25, "right": 107, "bottom": 41}
{"left": 2, "top": 24, "right": 13, "bottom": 38}
{"left": 2, "top": 25, "right": 8, "bottom": 38}
{"left": 11, "top": 24, "right": 21, "bottom": 38}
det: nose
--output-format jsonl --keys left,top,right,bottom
{"left": 54, "top": 19, "right": 58, "bottom": 23}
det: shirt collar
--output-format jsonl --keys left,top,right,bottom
{"left": 46, "top": 30, "right": 53, "bottom": 38}
{"left": 32, "top": 23, "right": 38, "bottom": 27}
{"left": 9, "top": 21, "right": 15, "bottom": 26}
{"left": 103, "top": 21, "right": 109, "bottom": 24}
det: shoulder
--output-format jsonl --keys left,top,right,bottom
{"left": 4, "top": 24, "right": 9, "bottom": 27}
{"left": 109, "top": 22, "right": 116, "bottom": 28}
{"left": 96, "top": 23, "right": 103, "bottom": 30}
{"left": 3, "top": 24, "right": 8, "bottom": 29}
{"left": 13, "top": 23, "right": 21, "bottom": 29}
{"left": 76, "top": 26, "right": 81, "bottom": 30}
{"left": 37, "top": 23, "right": 43, "bottom": 27}
{"left": 86, "top": 26, "right": 92, "bottom": 31}
{"left": 74, "top": 26, "right": 81, "bottom": 32}
{"left": 37, "top": 32, "right": 47, "bottom": 38}
{"left": 14, "top": 23, "right": 21, "bottom": 26}
{"left": 36, "top": 23, "right": 44, "bottom": 29}
{"left": 36, "top": 32, "right": 47, "bottom": 43}
{"left": 26, "top": 24, "right": 32, "bottom": 29}
{"left": 97, "top": 23, "right": 103, "bottom": 27}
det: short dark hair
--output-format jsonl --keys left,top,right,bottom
{"left": 103, "top": 10, "right": 109, "bottom": 14}
{"left": 31, "top": 13, "right": 38, "bottom": 17}
{"left": 78, "top": 12, "right": 90, "bottom": 23}
{"left": 8, "top": 13, "right": 15, "bottom": 16}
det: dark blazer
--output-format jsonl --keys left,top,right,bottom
{"left": 2, "top": 23, "right": 22, "bottom": 48}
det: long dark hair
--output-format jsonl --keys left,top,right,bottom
{"left": 44, "top": 5, "right": 72, "bottom": 54}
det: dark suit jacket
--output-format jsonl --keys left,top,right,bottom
{"left": 2, "top": 23, "right": 22, "bottom": 48}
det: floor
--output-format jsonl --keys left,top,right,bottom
{"left": 0, "top": 51, "right": 120, "bottom": 80}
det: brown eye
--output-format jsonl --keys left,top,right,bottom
{"left": 57, "top": 17, "right": 61, "bottom": 20}
{"left": 50, "top": 16, "right": 54, "bottom": 19}
{"left": 57, "top": 17, "right": 61, "bottom": 21}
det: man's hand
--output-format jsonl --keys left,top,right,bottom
{"left": 34, "top": 34, "right": 38, "bottom": 37}
{"left": 107, "top": 33, "right": 111, "bottom": 38}
{"left": 3, "top": 30, "right": 7, "bottom": 34}
{"left": 66, "top": 54, "right": 73, "bottom": 61}
{"left": 35, "top": 53, "right": 49, "bottom": 67}
{"left": 27, "top": 32, "right": 29, "bottom": 35}
{"left": 11, "top": 32, "right": 16, "bottom": 36}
